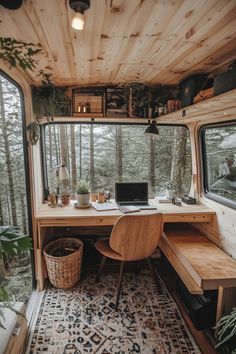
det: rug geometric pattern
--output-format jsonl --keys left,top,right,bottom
{"left": 28, "top": 272, "right": 201, "bottom": 354}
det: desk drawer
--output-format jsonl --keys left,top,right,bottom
{"left": 164, "top": 213, "right": 212, "bottom": 223}
{"left": 39, "top": 216, "right": 118, "bottom": 227}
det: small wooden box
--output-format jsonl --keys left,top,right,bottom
{"left": 72, "top": 88, "right": 105, "bottom": 117}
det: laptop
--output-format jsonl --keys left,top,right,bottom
{"left": 115, "top": 182, "right": 157, "bottom": 210}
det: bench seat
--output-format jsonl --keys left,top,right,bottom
{"left": 160, "top": 223, "right": 236, "bottom": 294}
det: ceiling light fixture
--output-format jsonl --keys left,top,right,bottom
{"left": 144, "top": 120, "right": 159, "bottom": 137}
{"left": 69, "top": 0, "right": 90, "bottom": 31}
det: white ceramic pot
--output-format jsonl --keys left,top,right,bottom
{"left": 77, "top": 193, "right": 90, "bottom": 206}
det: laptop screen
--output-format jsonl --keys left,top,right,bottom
{"left": 115, "top": 182, "right": 148, "bottom": 203}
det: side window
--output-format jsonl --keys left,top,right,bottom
{"left": 0, "top": 72, "right": 32, "bottom": 302}
{"left": 202, "top": 123, "right": 236, "bottom": 207}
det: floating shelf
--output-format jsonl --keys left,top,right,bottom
{"left": 39, "top": 89, "right": 236, "bottom": 125}
{"left": 157, "top": 89, "right": 236, "bottom": 124}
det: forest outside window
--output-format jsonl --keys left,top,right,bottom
{"left": 0, "top": 72, "right": 32, "bottom": 302}
{"left": 44, "top": 124, "right": 192, "bottom": 199}
{"left": 202, "top": 123, "right": 236, "bottom": 207}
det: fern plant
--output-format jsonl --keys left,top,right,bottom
{"left": 0, "top": 226, "right": 31, "bottom": 329}
{"left": 215, "top": 307, "right": 236, "bottom": 354}
{"left": 77, "top": 180, "right": 90, "bottom": 194}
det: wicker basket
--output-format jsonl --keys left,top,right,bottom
{"left": 43, "top": 238, "right": 83, "bottom": 289}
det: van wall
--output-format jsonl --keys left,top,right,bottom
{"left": 191, "top": 120, "right": 236, "bottom": 260}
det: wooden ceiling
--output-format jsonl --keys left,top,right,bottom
{"left": 0, "top": 0, "right": 236, "bottom": 87}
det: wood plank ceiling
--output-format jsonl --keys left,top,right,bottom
{"left": 0, "top": 0, "right": 236, "bottom": 87}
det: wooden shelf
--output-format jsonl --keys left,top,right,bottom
{"left": 157, "top": 89, "right": 236, "bottom": 124}
{"left": 73, "top": 113, "right": 104, "bottom": 118}
{"left": 38, "top": 89, "right": 236, "bottom": 125}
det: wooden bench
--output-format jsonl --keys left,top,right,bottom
{"left": 159, "top": 223, "right": 236, "bottom": 322}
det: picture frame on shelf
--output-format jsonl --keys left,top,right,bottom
{"left": 72, "top": 87, "right": 105, "bottom": 117}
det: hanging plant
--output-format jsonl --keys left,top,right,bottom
{"left": 32, "top": 85, "right": 71, "bottom": 118}
{"left": 0, "top": 37, "right": 42, "bottom": 71}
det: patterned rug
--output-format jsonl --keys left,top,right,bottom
{"left": 28, "top": 272, "right": 201, "bottom": 354}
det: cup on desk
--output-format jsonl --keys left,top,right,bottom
{"left": 90, "top": 193, "right": 98, "bottom": 202}
{"left": 98, "top": 191, "right": 106, "bottom": 203}
{"left": 48, "top": 193, "right": 57, "bottom": 207}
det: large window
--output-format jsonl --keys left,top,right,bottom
{"left": 0, "top": 72, "right": 32, "bottom": 302}
{"left": 44, "top": 124, "right": 192, "bottom": 198}
{"left": 202, "top": 123, "right": 236, "bottom": 207}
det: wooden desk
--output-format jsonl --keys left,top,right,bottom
{"left": 35, "top": 201, "right": 215, "bottom": 290}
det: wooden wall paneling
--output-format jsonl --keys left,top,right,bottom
{"left": 167, "top": 2, "right": 236, "bottom": 74}
{"left": 193, "top": 198, "right": 236, "bottom": 260}
{"left": 1, "top": 0, "right": 236, "bottom": 86}
{"left": 149, "top": 0, "right": 236, "bottom": 83}
{"left": 174, "top": 15, "right": 236, "bottom": 75}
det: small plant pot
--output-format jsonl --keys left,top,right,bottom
{"left": 61, "top": 195, "right": 70, "bottom": 205}
{"left": 77, "top": 193, "right": 90, "bottom": 206}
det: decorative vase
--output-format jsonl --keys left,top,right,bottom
{"left": 165, "top": 189, "right": 174, "bottom": 199}
{"left": 77, "top": 193, "right": 90, "bottom": 206}
{"left": 61, "top": 195, "right": 70, "bottom": 205}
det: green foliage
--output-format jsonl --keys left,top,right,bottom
{"left": 164, "top": 180, "right": 175, "bottom": 191}
{"left": 32, "top": 85, "right": 71, "bottom": 117}
{"left": 77, "top": 180, "right": 90, "bottom": 194}
{"left": 0, "top": 227, "right": 31, "bottom": 328}
{"left": 215, "top": 307, "right": 236, "bottom": 353}
{"left": 0, "top": 37, "right": 42, "bottom": 71}
{"left": 0, "top": 226, "right": 31, "bottom": 257}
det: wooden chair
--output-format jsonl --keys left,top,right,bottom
{"left": 95, "top": 212, "right": 163, "bottom": 310}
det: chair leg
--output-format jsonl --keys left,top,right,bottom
{"left": 146, "top": 257, "right": 161, "bottom": 292}
{"left": 115, "top": 261, "right": 124, "bottom": 311}
{"left": 95, "top": 255, "right": 107, "bottom": 282}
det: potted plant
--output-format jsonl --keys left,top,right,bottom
{"left": 77, "top": 180, "right": 90, "bottom": 206}
{"left": 215, "top": 307, "right": 236, "bottom": 354}
{"left": 165, "top": 180, "right": 175, "bottom": 199}
{"left": 0, "top": 226, "right": 31, "bottom": 328}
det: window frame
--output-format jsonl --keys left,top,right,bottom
{"left": 200, "top": 120, "right": 236, "bottom": 210}
{"left": 0, "top": 69, "right": 36, "bottom": 288}
{"left": 41, "top": 121, "right": 190, "bottom": 200}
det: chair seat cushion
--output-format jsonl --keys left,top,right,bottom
{"left": 95, "top": 239, "right": 123, "bottom": 260}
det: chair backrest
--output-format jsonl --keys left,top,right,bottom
{"left": 109, "top": 213, "right": 163, "bottom": 261}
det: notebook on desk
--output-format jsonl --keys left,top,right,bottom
{"left": 115, "top": 182, "right": 157, "bottom": 210}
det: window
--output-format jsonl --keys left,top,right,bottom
{"left": 202, "top": 123, "right": 236, "bottom": 207}
{"left": 44, "top": 124, "right": 192, "bottom": 199}
{"left": 0, "top": 72, "right": 32, "bottom": 302}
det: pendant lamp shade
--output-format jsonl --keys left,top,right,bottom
{"left": 58, "top": 165, "right": 69, "bottom": 180}
{"left": 144, "top": 120, "right": 159, "bottom": 137}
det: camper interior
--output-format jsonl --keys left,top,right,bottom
{"left": 0, "top": 0, "right": 236, "bottom": 353}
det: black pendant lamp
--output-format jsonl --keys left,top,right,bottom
{"left": 0, "top": 0, "right": 23, "bottom": 9}
{"left": 144, "top": 120, "right": 159, "bottom": 137}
